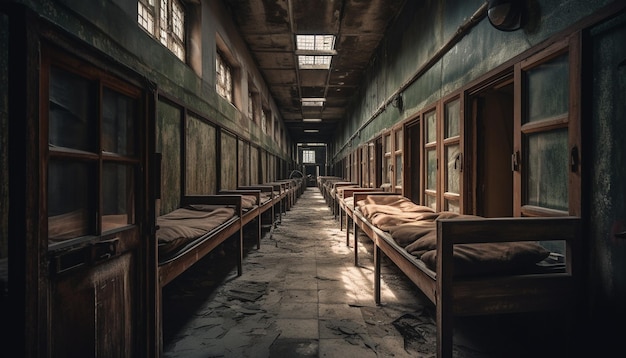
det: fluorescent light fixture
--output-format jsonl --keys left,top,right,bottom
{"left": 304, "top": 129, "right": 319, "bottom": 133}
{"left": 302, "top": 118, "right": 322, "bottom": 122}
{"left": 301, "top": 98, "right": 325, "bottom": 107}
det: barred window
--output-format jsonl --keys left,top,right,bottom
{"left": 302, "top": 150, "right": 316, "bottom": 164}
{"left": 138, "top": 0, "right": 186, "bottom": 61}
{"left": 216, "top": 52, "right": 233, "bottom": 103}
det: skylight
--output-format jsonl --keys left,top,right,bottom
{"left": 301, "top": 98, "right": 325, "bottom": 107}
{"left": 296, "top": 34, "right": 336, "bottom": 69}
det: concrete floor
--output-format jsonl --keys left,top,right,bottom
{"left": 161, "top": 188, "right": 570, "bottom": 358}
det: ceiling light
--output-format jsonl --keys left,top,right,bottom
{"left": 304, "top": 129, "right": 319, "bottom": 133}
{"left": 303, "top": 118, "right": 322, "bottom": 122}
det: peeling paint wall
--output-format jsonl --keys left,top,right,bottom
{"left": 589, "top": 11, "right": 626, "bottom": 333}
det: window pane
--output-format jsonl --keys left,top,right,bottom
{"left": 48, "top": 160, "right": 96, "bottom": 241}
{"left": 426, "top": 148, "right": 437, "bottom": 190}
{"left": 49, "top": 66, "right": 97, "bottom": 152}
{"left": 445, "top": 200, "right": 460, "bottom": 213}
{"left": 526, "top": 54, "right": 569, "bottom": 123}
{"left": 103, "top": 88, "right": 136, "bottom": 156}
{"left": 425, "top": 195, "right": 436, "bottom": 211}
{"left": 303, "top": 150, "right": 315, "bottom": 163}
{"left": 102, "top": 163, "right": 134, "bottom": 232}
{"left": 445, "top": 99, "right": 460, "bottom": 138}
{"left": 526, "top": 129, "right": 569, "bottom": 211}
{"left": 384, "top": 134, "right": 391, "bottom": 153}
{"left": 395, "top": 130, "right": 403, "bottom": 150}
{"left": 395, "top": 154, "right": 403, "bottom": 186}
{"left": 383, "top": 156, "right": 390, "bottom": 184}
{"left": 425, "top": 111, "right": 436, "bottom": 143}
{"left": 446, "top": 144, "right": 460, "bottom": 194}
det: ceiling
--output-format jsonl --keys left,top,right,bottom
{"left": 223, "top": 0, "right": 407, "bottom": 144}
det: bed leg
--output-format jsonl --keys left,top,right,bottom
{"left": 339, "top": 207, "right": 344, "bottom": 231}
{"left": 256, "top": 216, "right": 261, "bottom": 249}
{"left": 237, "top": 230, "right": 243, "bottom": 276}
{"left": 374, "top": 245, "right": 381, "bottom": 305}
{"left": 353, "top": 222, "right": 359, "bottom": 266}
{"left": 437, "top": 288, "right": 453, "bottom": 358}
{"left": 346, "top": 216, "right": 350, "bottom": 246}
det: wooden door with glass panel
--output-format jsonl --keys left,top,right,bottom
{"left": 43, "top": 47, "right": 146, "bottom": 357}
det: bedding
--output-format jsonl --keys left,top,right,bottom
{"left": 356, "top": 195, "right": 552, "bottom": 277}
{"left": 157, "top": 205, "right": 236, "bottom": 261}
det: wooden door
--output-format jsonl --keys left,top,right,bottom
{"left": 41, "top": 45, "right": 149, "bottom": 357}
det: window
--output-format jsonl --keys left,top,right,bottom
{"left": 138, "top": 0, "right": 186, "bottom": 61}
{"left": 443, "top": 98, "right": 461, "bottom": 212}
{"left": 45, "top": 51, "right": 141, "bottom": 248}
{"left": 382, "top": 132, "right": 392, "bottom": 186}
{"left": 394, "top": 128, "right": 403, "bottom": 192}
{"left": 424, "top": 109, "right": 437, "bottom": 210}
{"left": 216, "top": 52, "right": 233, "bottom": 103}
{"left": 296, "top": 34, "right": 335, "bottom": 69}
{"left": 261, "top": 109, "right": 268, "bottom": 134}
{"left": 248, "top": 91, "right": 256, "bottom": 121}
{"left": 302, "top": 150, "right": 315, "bottom": 163}
{"left": 515, "top": 38, "right": 580, "bottom": 217}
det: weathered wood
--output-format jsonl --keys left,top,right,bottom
{"left": 351, "top": 193, "right": 581, "bottom": 358}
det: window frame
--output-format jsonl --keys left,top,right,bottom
{"left": 138, "top": 0, "right": 186, "bottom": 61}
{"left": 42, "top": 46, "right": 144, "bottom": 251}
{"left": 513, "top": 35, "right": 581, "bottom": 217}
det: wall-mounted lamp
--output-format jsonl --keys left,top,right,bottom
{"left": 487, "top": 0, "right": 526, "bottom": 31}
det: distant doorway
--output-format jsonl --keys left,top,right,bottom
{"left": 469, "top": 77, "right": 514, "bottom": 217}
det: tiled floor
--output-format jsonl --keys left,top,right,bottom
{"left": 161, "top": 187, "right": 570, "bottom": 358}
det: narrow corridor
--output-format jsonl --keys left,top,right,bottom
{"left": 162, "top": 188, "right": 565, "bottom": 358}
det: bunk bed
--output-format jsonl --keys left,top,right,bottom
{"left": 350, "top": 193, "right": 581, "bottom": 358}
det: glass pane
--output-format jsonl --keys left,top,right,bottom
{"left": 383, "top": 156, "right": 390, "bottom": 184}
{"left": 48, "top": 160, "right": 96, "bottom": 241}
{"left": 395, "top": 130, "right": 403, "bottom": 150}
{"left": 445, "top": 200, "right": 460, "bottom": 213}
{"left": 425, "top": 111, "right": 437, "bottom": 143}
{"left": 49, "top": 66, "right": 97, "bottom": 152}
{"left": 102, "top": 163, "right": 134, "bottom": 232}
{"left": 446, "top": 144, "right": 460, "bottom": 194}
{"left": 526, "top": 129, "right": 569, "bottom": 211}
{"left": 445, "top": 99, "right": 460, "bottom": 138}
{"left": 395, "top": 154, "right": 403, "bottom": 186}
{"left": 425, "top": 195, "right": 436, "bottom": 210}
{"left": 426, "top": 148, "right": 437, "bottom": 190}
{"left": 384, "top": 134, "right": 391, "bottom": 153}
{"left": 526, "top": 54, "right": 569, "bottom": 123}
{"left": 103, "top": 87, "right": 136, "bottom": 156}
